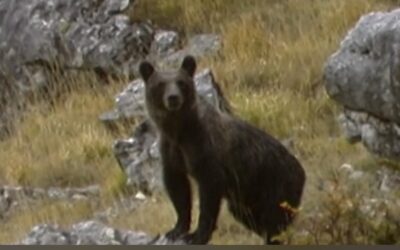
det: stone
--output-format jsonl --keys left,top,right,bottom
{"left": 71, "top": 221, "right": 121, "bottom": 245}
{"left": 0, "top": 0, "right": 154, "bottom": 138}
{"left": 20, "top": 225, "right": 69, "bottom": 245}
{"left": 150, "top": 30, "right": 180, "bottom": 58}
{"left": 0, "top": 188, "right": 11, "bottom": 218}
{"left": 324, "top": 8, "right": 400, "bottom": 160}
{"left": 162, "top": 34, "right": 221, "bottom": 67}
{"left": 19, "top": 220, "right": 180, "bottom": 245}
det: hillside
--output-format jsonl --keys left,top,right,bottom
{"left": 0, "top": 0, "right": 399, "bottom": 245}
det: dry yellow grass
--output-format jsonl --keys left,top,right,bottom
{"left": 0, "top": 0, "right": 399, "bottom": 245}
{"left": 0, "top": 80, "right": 124, "bottom": 190}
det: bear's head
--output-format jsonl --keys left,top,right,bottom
{"left": 139, "top": 55, "right": 197, "bottom": 117}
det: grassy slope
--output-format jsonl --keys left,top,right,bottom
{"left": 0, "top": 0, "right": 399, "bottom": 244}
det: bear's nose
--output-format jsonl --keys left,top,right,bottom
{"left": 167, "top": 95, "right": 180, "bottom": 106}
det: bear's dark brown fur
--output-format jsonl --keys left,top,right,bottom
{"left": 139, "top": 56, "right": 306, "bottom": 245}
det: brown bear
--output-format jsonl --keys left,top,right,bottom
{"left": 139, "top": 55, "right": 306, "bottom": 245}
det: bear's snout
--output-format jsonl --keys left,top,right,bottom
{"left": 163, "top": 83, "right": 183, "bottom": 111}
{"left": 166, "top": 94, "right": 182, "bottom": 110}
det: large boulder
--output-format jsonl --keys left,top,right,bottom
{"left": 0, "top": 0, "right": 154, "bottom": 138}
{"left": 0, "top": 0, "right": 152, "bottom": 80}
{"left": 324, "top": 8, "right": 400, "bottom": 160}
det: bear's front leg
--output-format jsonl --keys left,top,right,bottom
{"left": 183, "top": 173, "right": 223, "bottom": 245}
{"left": 160, "top": 139, "right": 192, "bottom": 241}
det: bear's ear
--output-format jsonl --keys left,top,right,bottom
{"left": 139, "top": 61, "right": 155, "bottom": 82}
{"left": 180, "top": 55, "right": 196, "bottom": 77}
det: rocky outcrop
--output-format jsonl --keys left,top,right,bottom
{"left": 0, "top": 0, "right": 154, "bottom": 137}
{"left": 0, "top": 0, "right": 153, "bottom": 78}
{"left": 108, "top": 68, "right": 232, "bottom": 194}
{"left": 157, "top": 34, "right": 221, "bottom": 67}
{"left": 0, "top": 0, "right": 221, "bottom": 139}
{"left": 19, "top": 220, "right": 184, "bottom": 245}
{"left": 324, "top": 8, "right": 400, "bottom": 160}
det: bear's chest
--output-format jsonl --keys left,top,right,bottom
{"left": 179, "top": 142, "right": 226, "bottom": 178}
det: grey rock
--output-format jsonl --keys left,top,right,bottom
{"left": 111, "top": 69, "right": 232, "bottom": 193}
{"left": 71, "top": 221, "right": 122, "bottom": 245}
{"left": 162, "top": 34, "right": 221, "bottom": 67}
{"left": 150, "top": 235, "right": 186, "bottom": 245}
{"left": 377, "top": 167, "right": 400, "bottom": 192}
{"left": 338, "top": 109, "right": 400, "bottom": 159}
{"left": 0, "top": 0, "right": 222, "bottom": 139}
{"left": 187, "top": 34, "right": 221, "bottom": 57}
{"left": 0, "top": 0, "right": 152, "bottom": 75}
{"left": 150, "top": 30, "right": 180, "bottom": 58}
{"left": 324, "top": 8, "right": 400, "bottom": 159}
{"left": 21, "top": 224, "right": 69, "bottom": 245}
{"left": 103, "top": 0, "right": 131, "bottom": 15}
{"left": 115, "top": 79, "right": 148, "bottom": 119}
{"left": 0, "top": 0, "right": 154, "bottom": 137}
{"left": 0, "top": 188, "right": 12, "bottom": 218}
{"left": 47, "top": 187, "right": 69, "bottom": 200}
{"left": 121, "top": 230, "right": 155, "bottom": 245}
{"left": 19, "top": 220, "right": 179, "bottom": 245}
{"left": 112, "top": 122, "right": 161, "bottom": 194}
